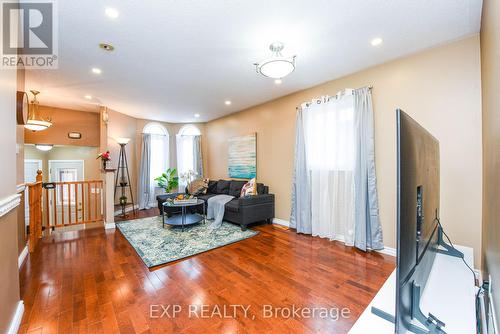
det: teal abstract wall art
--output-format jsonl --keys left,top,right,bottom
{"left": 228, "top": 133, "right": 256, "bottom": 179}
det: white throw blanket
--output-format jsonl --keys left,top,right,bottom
{"left": 207, "top": 194, "right": 235, "bottom": 229}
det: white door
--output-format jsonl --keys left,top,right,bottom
{"left": 24, "top": 160, "right": 43, "bottom": 225}
{"left": 49, "top": 160, "right": 85, "bottom": 223}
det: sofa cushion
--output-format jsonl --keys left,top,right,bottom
{"left": 207, "top": 180, "right": 218, "bottom": 194}
{"left": 198, "top": 193, "right": 218, "bottom": 202}
{"left": 187, "top": 178, "right": 209, "bottom": 195}
{"left": 229, "top": 180, "right": 246, "bottom": 198}
{"left": 216, "top": 179, "right": 230, "bottom": 194}
{"left": 225, "top": 199, "right": 239, "bottom": 213}
{"left": 257, "top": 183, "right": 266, "bottom": 195}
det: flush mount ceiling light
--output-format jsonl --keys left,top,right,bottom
{"left": 91, "top": 67, "right": 102, "bottom": 74}
{"left": 371, "top": 37, "right": 383, "bottom": 46}
{"left": 224, "top": 100, "right": 231, "bottom": 106}
{"left": 35, "top": 144, "right": 53, "bottom": 151}
{"left": 105, "top": 7, "right": 119, "bottom": 19}
{"left": 84, "top": 94, "right": 92, "bottom": 100}
{"left": 194, "top": 113, "right": 201, "bottom": 118}
{"left": 24, "top": 90, "right": 52, "bottom": 131}
{"left": 254, "top": 42, "right": 296, "bottom": 79}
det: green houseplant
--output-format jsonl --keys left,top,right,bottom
{"left": 155, "top": 168, "right": 179, "bottom": 193}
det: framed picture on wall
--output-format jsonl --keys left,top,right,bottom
{"left": 228, "top": 133, "right": 256, "bottom": 179}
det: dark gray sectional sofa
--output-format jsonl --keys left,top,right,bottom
{"left": 157, "top": 179, "right": 275, "bottom": 230}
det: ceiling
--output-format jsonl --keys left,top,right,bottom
{"left": 26, "top": 0, "right": 483, "bottom": 123}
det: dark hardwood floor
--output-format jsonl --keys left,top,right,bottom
{"left": 19, "top": 212, "right": 394, "bottom": 333}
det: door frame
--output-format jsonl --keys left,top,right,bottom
{"left": 48, "top": 160, "right": 85, "bottom": 182}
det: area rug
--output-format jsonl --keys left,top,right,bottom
{"left": 116, "top": 215, "right": 258, "bottom": 268}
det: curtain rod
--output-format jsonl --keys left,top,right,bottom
{"left": 296, "top": 85, "right": 373, "bottom": 110}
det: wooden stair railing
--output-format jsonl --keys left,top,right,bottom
{"left": 27, "top": 170, "right": 43, "bottom": 252}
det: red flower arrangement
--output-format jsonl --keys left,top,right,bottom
{"left": 97, "top": 151, "right": 111, "bottom": 161}
{"left": 97, "top": 151, "right": 111, "bottom": 169}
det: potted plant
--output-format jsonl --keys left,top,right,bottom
{"left": 155, "top": 168, "right": 179, "bottom": 194}
{"left": 97, "top": 151, "right": 111, "bottom": 169}
{"left": 119, "top": 195, "right": 128, "bottom": 206}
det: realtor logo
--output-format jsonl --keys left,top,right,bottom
{"left": 1, "top": 0, "right": 58, "bottom": 68}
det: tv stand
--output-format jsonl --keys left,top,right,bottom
{"left": 436, "top": 225, "right": 464, "bottom": 259}
{"left": 372, "top": 282, "right": 447, "bottom": 334}
{"left": 349, "top": 245, "right": 476, "bottom": 334}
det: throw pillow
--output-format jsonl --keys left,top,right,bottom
{"left": 187, "top": 178, "right": 209, "bottom": 195}
{"left": 240, "top": 178, "right": 257, "bottom": 197}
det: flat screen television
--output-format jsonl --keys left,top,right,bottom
{"left": 395, "top": 109, "right": 441, "bottom": 333}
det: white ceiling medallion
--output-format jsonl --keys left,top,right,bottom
{"left": 254, "top": 42, "right": 296, "bottom": 79}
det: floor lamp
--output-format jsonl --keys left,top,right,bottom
{"left": 114, "top": 137, "right": 136, "bottom": 217}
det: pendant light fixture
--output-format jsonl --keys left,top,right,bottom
{"left": 24, "top": 90, "right": 52, "bottom": 131}
{"left": 254, "top": 42, "right": 296, "bottom": 79}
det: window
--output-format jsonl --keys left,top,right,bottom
{"left": 143, "top": 123, "right": 169, "bottom": 196}
{"left": 176, "top": 125, "right": 201, "bottom": 188}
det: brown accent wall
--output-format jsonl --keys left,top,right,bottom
{"left": 205, "top": 36, "right": 483, "bottom": 267}
{"left": 480, "top": 0, "right": 500, "bottom": 323}
{"left": 25, "top": 106, "right": 100, "bottom": 147}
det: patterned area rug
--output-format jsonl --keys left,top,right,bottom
{"left": 116, "top": 215, "right": 258, "bottom": 268}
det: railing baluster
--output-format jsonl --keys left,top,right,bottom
{"left": 53, "top": 186, "right": 57, "bottom": 227}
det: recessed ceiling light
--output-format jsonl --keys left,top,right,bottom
{"left": 194, "top": 113, "right": 200, "bottom": 118}
{"left": 274, "top": 79, "right": 282, "bottom": 85}
{"left": 91, "top": 67, "right": 102, "bottom": 74}
{"left": 371, "top": 38, "right": 383, "bottom": 46}
{"left": 84, "top": 95, "right": 92, "bottom": 100}
{"left": 105, "top": 7, "right": 119, "bottom": 19}
{"left": 224, "top": 100, "right": 232, "bottom": 106}
{"left": 99, "top": 43, "right": 114, "bottom": 51}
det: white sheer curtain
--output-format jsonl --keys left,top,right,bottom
{"left": 302, "top": 94, "right": 356, "bottom": 245}
{"left": 176, "top": 135, "right": 195, "bottom": 190}
{"left": 140, "top": 123, "right": 169, "bottom": 208}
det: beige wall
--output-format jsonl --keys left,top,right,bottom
{"left": 480, "top": 0, "right": 500, "bottom": 323}
{"left": 25, "top": 106, "right": 100, "bottom": 147}
{"left": 103, "top": 110, "right": 208, "bottom": 204}
{"left": 17, "top": 68, "right": 26, "bottom": 254}
{"left": 0, "top": 49, "right": 22, "bottom": 333}
{"left": 24, "top": 145, "right": 101, "bottom": 182}
{"left": 206, "top": 36, "right": 483, "bottom": 267}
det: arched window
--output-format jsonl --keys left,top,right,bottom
{"left": 139, "top": 123, "right": 170, "bottom": 208}
{"left": 176, "top": 125, "right": 202, "bottom": 189}
{"left": 143, "top": 122, "right": 168, "bottom": 136}
{"left": 178, "top": 124, "right": 201, "bottom": 136}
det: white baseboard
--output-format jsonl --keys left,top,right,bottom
{"left": 375, "top": 246, "right": 397, "bottom": 257}
{"left": 7, "top": 301, "right": 24, "bottom": 334}
{"left": 18, "top": 245, "right": 28, "bottom": 269}
{"left": 104, "top": 220, "right": 116, "bottom": 229}
{"left": 114, "top": 204, "right": 139, "bottom": 216}
{"left": 272, "top": 218, "right": 290, "bottom": 227}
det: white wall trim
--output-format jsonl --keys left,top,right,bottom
{"left": 374, "top": 246, "right": 397, "bottom": 257}
{"left": 104, "top": 220, "right": 116, "bottom": 229}
{"left": 0, "top": 194, "right": 21, "bottom": 218}
{"left": 114, "top": 204, "right": 139, "bottom": 216}
{"left": 272, "top": 218, "right": 290, "bottom": 227}
{"left": 7, "top": 301, "right": 24, "bottom": 334}
{"left": 18, "top": 245, "right": 28, "bottom": 269}
{"left": 16, "top": 183, "right": 26, "bottom": 194}
{"left": 272, "top": 218, "right": 396, "bottom": 256}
